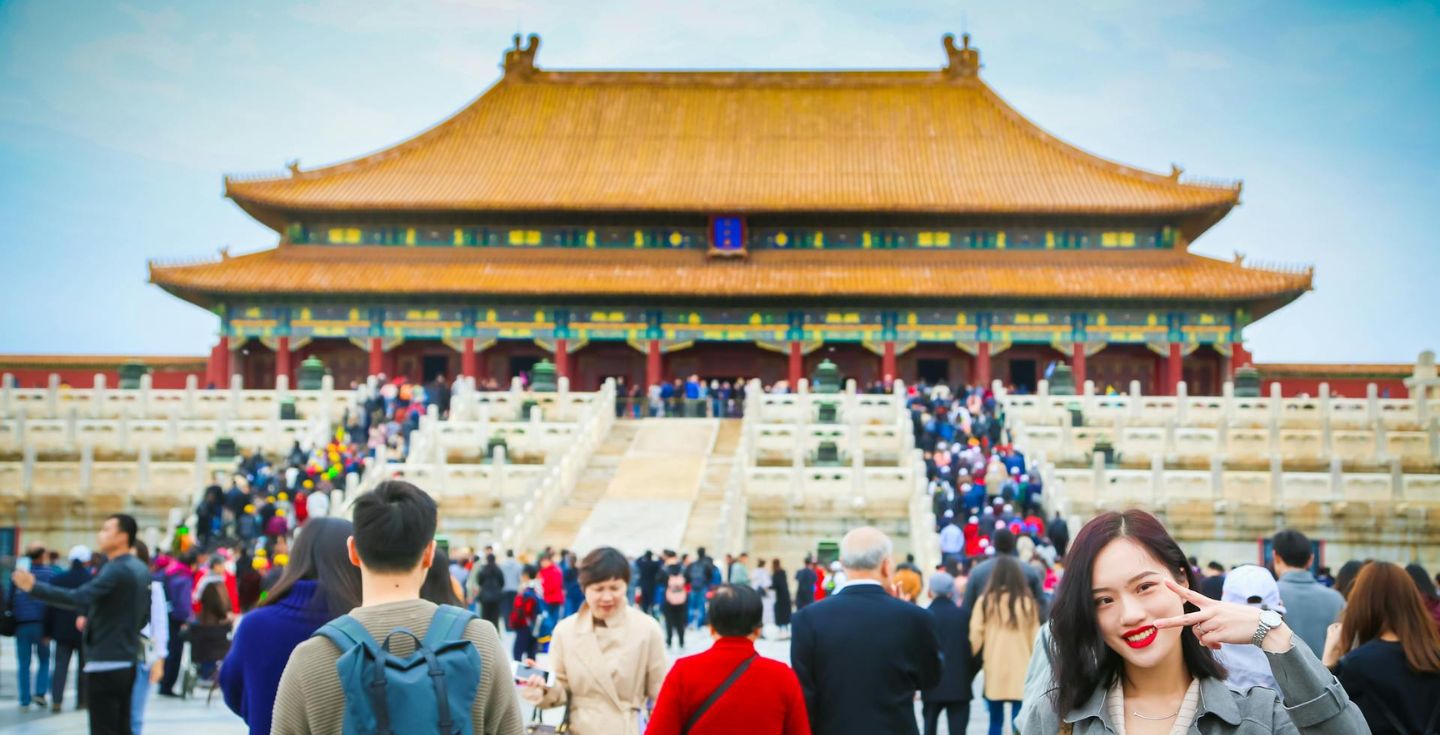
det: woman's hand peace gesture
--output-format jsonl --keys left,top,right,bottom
{"left": 1154, "top": 578, "right": 1293, "bottom": 652}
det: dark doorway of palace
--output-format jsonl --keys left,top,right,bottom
{"left": 421, "top": 356, "right": 450, "bottom": 383}
{"left": 917, "top": 359, "right": 948, "bottom": 386}
{"left": 1010, "top": 360, "right": 1038, "bottom": 392}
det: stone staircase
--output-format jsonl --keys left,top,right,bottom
{"left": 564, "top": 418, "right": 718, "bottom": 556}
{"left": 681, "top": 419, "right": 743, "bottom": 552}
{"left": 533, "top": 421, "right": 638, "bottom": 550}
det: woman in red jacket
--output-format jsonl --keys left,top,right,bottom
{"left": 647, "top": 584, "right": 810, "bottom": 735}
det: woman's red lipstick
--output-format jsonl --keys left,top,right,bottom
{"left": 1121, "top": 625, "right": 1158, "bottom": 649}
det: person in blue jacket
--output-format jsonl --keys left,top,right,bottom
{"left": 219, "top": 517, "right": 361, "bottom": 735}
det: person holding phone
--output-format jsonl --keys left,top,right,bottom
{"left": 520, "top": 546, "right": 668, "bottom": 735}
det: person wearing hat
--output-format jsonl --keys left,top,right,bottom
{"left": 922, "top": 571, "right": 976, "bottom": 735}
{"left": 1214, "top": 564, "right": 1285, "bottom": 691}
{"left": 46, "top": 545, "right": 94, "bottom": 712}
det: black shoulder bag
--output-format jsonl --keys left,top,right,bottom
{"left": 683, "top": 654, "right": 757, "bottom": 735}
{"left": 0, "top": 585, "right": 17, "bottom": 637}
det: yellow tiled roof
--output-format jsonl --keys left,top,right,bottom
{"left": 225, "top": 36, "right": 1239, "bottom": 218}
{"left": 150, "top": 246, "right": 1311, "bottom": 308}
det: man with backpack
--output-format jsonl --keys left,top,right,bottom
{"left": 508, "top": 565, "right": 542, "bottom": 663}
{"left": 686, "top": 547, "right": 714, "bottom": 628}
{"left": 271, "top": 480, "right": 523, "bottom": 734}
{"left": 155, "top": 551, "right": 196, "bottom": 697}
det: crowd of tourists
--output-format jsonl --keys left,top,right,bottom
{"left": 7, "top": 473, "right": 1440, "bottom": 734}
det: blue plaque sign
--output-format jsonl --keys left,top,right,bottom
{"left": 710, "top": 216, "right": 746, "bottom": 255}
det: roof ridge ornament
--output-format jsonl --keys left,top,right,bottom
{"left": 503, "top": 33, "right": 541, "bottom": 78}
{"left": 943, "top": 32, "right": 981, "bottom": 78}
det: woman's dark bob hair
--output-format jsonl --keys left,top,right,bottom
{"left": 578, "top": 546, "right": 631, "bottom": 589}
{"left": 1047, "top": 509, "right": 1225, "bottom": 716}
{"left": 708, "top": 584, "right": 763, "bottom": 637}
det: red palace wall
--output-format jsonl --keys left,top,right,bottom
{"left": 0, "top": 359, "right": 205, "bottom": 389}
{"left": 1263, "top": 376, "right": 1409, "bottom": 399}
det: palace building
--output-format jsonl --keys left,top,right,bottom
{"left": 149, "top": 34, "right": 1313, "bottom": 395}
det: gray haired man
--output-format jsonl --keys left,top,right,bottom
{"left": 790, "top": 527, "right": 941, "bottom": 735}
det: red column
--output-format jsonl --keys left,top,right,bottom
{"left": 1167, "top": 342, "right": 1183, "bottom": 395}
{"left": 881, "top": 340, "right": 897, "bottom": 382}
{"left": 1230, "top": 342, "right": 1253, "bottom": 378}
{"left": 1072, "top": 341, "right": 1087, "bottom": 387}
{"left": 788, "top": 341, "right": 803, "bottom": 387}
{"left": 215, "top": 336, "right": 230, "bottom": 387}
{"left": 976, "top": 341, "right": 992, "bottom": 389}
{"left": 555, "top": 338, "right": 569, "bottom": 380}
{"left": 646, "top": 340, "right": 662, "bottom": 388}
{"left": 461, "top": 338, "right": 477, "bottom": 380}
{"left": 275, "top": 336, "right": 291, "bottom": 384}
{"left": 369, "top": 337, "right": 383, "bottom": 378}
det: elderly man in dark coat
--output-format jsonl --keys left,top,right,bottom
{"left": 921, "top": 572, "right": 977, "bottom": 735}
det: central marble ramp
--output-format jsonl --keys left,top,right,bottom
{"left": 570, "top": 418, "right": 717, "bottom": 557}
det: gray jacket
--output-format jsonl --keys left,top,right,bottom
{"left": 961, "top": 552, "right": 1044, "bottom": 611}
{"left": 1018, "top": 625, "right": 1370, "bottom": 734}
{"left": 1275, "top": 572, "right": 1344, "bottom": 659}
{"left": 27, "top": 553, "right": 150, "bottom": 666}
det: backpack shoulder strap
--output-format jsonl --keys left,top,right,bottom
{"left": 422, "top": 604, "right": 478, "bottom": 649}
{"left": 314, "top": 614, "right": 379, "bottom": 654}
{"left": 314, "top": 615, "right": 396, "bottom": 735}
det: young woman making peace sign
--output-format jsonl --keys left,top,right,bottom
{"left": 1020, "top": 510, "right": 1368, "bottom": 735}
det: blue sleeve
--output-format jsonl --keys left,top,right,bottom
{"left": 219, "top": 616, "right": 247, "bottom": 718}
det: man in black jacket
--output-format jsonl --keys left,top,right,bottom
{"left": 794, "top": 556, "right": 817, "bottom": 609}
{"left": 922, "top": 572, "right": 976, "bottom": 735}
{"left": 791, "top": 527, "right": 942, "bottom": 735}
{"left": 12, "top": 514, "right": 150, "bottom": 735}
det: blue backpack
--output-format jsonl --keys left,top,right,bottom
{"left": 313, "top": 605, "right": 482, "bottom": 735}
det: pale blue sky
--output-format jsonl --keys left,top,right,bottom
{"left": 1, "top": 0, "right": 1436, "bottom": 362}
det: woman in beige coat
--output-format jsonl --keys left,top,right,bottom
{"left": 969, "top": 554, "right": 1039, "bottom": 735}
{"left": 521, "top": 547, "right": 668, "bottom": 734}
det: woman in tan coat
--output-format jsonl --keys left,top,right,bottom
{"left": 968, "top": 554, "right": 1039, "bottom": 735}
{"left": 521, "top": 547, "right": 668, "bottom": 734}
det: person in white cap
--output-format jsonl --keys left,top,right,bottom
{"left": 1214, "top": 564, "right": 1285, "bottom": 691}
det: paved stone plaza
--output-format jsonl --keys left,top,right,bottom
{"left": 0, "top": 619, "right": 994, "bottom": 734}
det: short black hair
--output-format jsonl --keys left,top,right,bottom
{"left": 708, "top": 584, "right": 762, "bottom": 637}
{"left": 578, "top": 547, "right": 630, "bottom": 588}
{"left": 108, "top": 514, "right": 138, "bottom": 547}
{"left": 1207, "top": 561, "right": 1226, "bottom": 573}
{"left": 521, "top": 564, "right": 538, "bottom": 579}
{"left": 1272, "top": 529, "right": 1312, "bottom": 569}
{"left": 993, "top": 529, "right": 1017, "bottom": 554}
{"left": 351, "top": 481, "right": 437, "bottom": 573}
